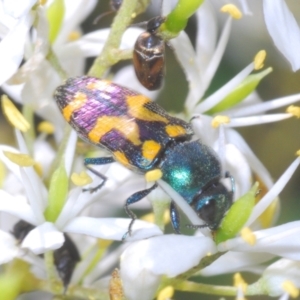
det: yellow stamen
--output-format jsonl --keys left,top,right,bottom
{"left": 296, "top": 150, "right": 300, "bottom": 156}
{"left": 109, "top": 269, "right": 124, "bottom": 300}
{"left": 253, "top": 173, "right": 278, "bottom": 228}
{"left": 71, "top": 171, "right": 93, "bottom": 186}
{"left": 233, "top": 273, "right": 248, "bottom": 293}
{"left": 142, "top": 210, "right": 170, "bottom": 225}
{"left": 240, "top": 227, "right": 256, "bottom": 245}
{"left": 282, "top": 281, "right": 299, "bottom": 298}
{"left": 97, "top": 239, "right": 112, "bottom": 248}
{"left": 286, "top": 105, "right": 300, "bottom": 118}
{"left": 157, "top": 286, "right": 174, "bottom": 300}
{"left": 254, "top": 50, "right": 266, "bottom": 70}
{"left": 220, "top": 4, "right": 242, "bottom": 19}
{"left": 1, "top": 95, "right": 30, "bottom": 132}
{"left": 3, "top": 151, "right": 35, "bottom": 167}
{"left": 39, "top": 0, "right": 47, "bottom": 5}
{"left": 141, "top": 212, "right": 155, "bottom": 223}
{"left": 163, "top": 209, "right": 170, "bottom": 224}
{"left": 68, "top": 31, "right": 81, "bottom": 41}
{"left": 145, "top": 169, "right": 163, "bottom": 182}
{"left": 37, "top": 121, "right": 55, "bottom": 134}
{"left": 0, "top": 160, "right": 6, "bottom": 187}
{"left": 34, "top": 162, "right": 43, "bottom": 177}
{"left": 211, "top": 115, "right": 230, "bottom": 128}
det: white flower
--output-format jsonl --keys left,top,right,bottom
{"left": 0, "top": 1, "right": 34, "bottom": 85}
{"left": 216, "top": 0, "right": 300, "bottom": 71}
{"left": 119, "top": 155, "right": 300, "bottom": 300}
{"left": 262, "top": 0, "right": 300, "bottom": 71}
{"left": 256, "top": 259, "right": 300, "bottom": 297}
{"left": 0, "top": 129, "right": 162, "bottom": 257}
{"left": 120, "top": 234, "right": 217, "bottom": 300}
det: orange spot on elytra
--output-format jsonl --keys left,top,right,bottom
{"left": 63, "top": 92, "right": 87, "bottom": 121}
{"left": 142, "top": 140, "right": 161, "bottom": 160}
{"left": 88, "top": 116, "right": 141, "bottom": 145}
{"left": 126, "top": 95, "right": 168, "bottom": 123}
{"left": 165, "top": 124, "right": 187, "bottom": 137}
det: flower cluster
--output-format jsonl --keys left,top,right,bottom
{"left": 1, "top": 1, "right": 300, "bottom": 300}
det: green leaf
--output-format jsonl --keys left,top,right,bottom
{"left": 0, "top": 259, "right": 39, "bottom": 299}
{"left": 208, "top": 67, "right": 272, "bottom": 114}
{"left": 44, "top": 162, "right": 68, "bottom": 222}
{"left": 163, "top": 0, "right": 204, "bottom": 34}
{"left": 46, "top": 0, "right": 65, "bottom": 44}
{"left": 215, "top": 182, "right": 259, "bottom": 244}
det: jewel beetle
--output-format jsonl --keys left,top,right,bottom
{"left": 133, "top": 16, "right": 166, "bottom": 91}
{"left": 12, "top": 220, "right": 80, "bottom": 290}
{"left": 54, "top": 76, "right": 234, "bottom": 236}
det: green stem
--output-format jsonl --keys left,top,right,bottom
{"left": 152, "top": 200, "right": 169, "bottom": 231}
{"left": 88, "top": 0, "right": 141, "bottom": 78}
{"left": 177, "top": 280, "right": 238, "bottom": 296}
{"left": 44, "top": 251, "right": 62, "bottom": 293}
{"left": 161, "top": 0, "right": 204, "bottom": 37}
{"left": 176, "top": 278, "right": 269, "bottom": 297}
{"left": 46, "top": 47, "right": 68, "bottom": 80}
{"left": 46, "top": 125, "right": 71, "bottom": 186}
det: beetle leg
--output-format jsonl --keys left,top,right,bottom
{"left": 83, "top": 157, "right": 114, "bottom": 193}
{"left": 122, "top": 183, "right": 158, "bottom": 240}
{"left": 84, "top": 156, "right": 115, "bottom": 165}
{"left": 170, "top": 201, "right": 181, "bottom": 234}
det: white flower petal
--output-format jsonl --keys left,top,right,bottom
{"left": 227, "top": 129, "right": 274, "bottom": 189}
{"left": 238, "top": 0, "right": 252, "bottom": 15}
{"left": 200, "top": 251, "right": 273, "bottom": 276}
{"left": 66, "top": 27, "right": 143, "bottom": 58}
{"left": 191, "top": 115, "right": 219, "bottom": 147}
{"left": 0, "top": 13, "right": 33, "bottom": 85}
{"left": 170, "top": 31, "right": 201, "bottom": 113}
{"left": 121, "top": 234, "right": 216, "bottom": 300}
{"left": 121, "top": 264, "right": 160, "bottom": 300}
{"left": 0, "top": 190, "right": 37, "bottom": 225}
{"left": 19, "top": 168, "right": 46, "bottom": 224}
{"left": 259, "top": 259, "right": 300, "bottom": 296}
{"left": 246, "top": 156, "right": 300, "bottom": 227}
{"left": 113, "top": 65, "right": 161, "bottom": 100}
{"left": 2, "top": 0, "right": 36, "bottom": 19}
{"left": 201, "top": 17, "right": 232, "bottom": 94}
{"left": 54, "top": 0, "right": 97, "bottom": 46}
{"left": 64, "top": 217, "right": 163, "bottom": 241}
{"left": 219, "top": 221, "right": 300, "bottom": 260}
{"left": 195, "top": 62, "right": 254, "bottom": 113}
{"left": 225, "top": 144, "right": 252, "bottom": 197}
{"left": 124, "top": 234, "right": 216, "bottom": 276}
{"left": 263, "top": 0, "right": 300, "bottom": 71}
{"left": 230, "top": 93, "right": 300, "bottom": 117}
{"left": 195, "top": 1, "right": 218, "bottom": 72}
{"left": 158, "top": 179, "right": 210, "bottom": 237}
{"left": 22, "top": 222, "right": 64, "bottom": 254}
{"left": 64, "top": 129, "right": 77, "bottom": 176}
{"left": 0, "top": 230, "right": 18, "bottom": 264}
{"left": 228, "top": 113, "right": 292, "bottom": 127}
